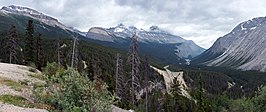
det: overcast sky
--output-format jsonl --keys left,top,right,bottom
{"left": 1, "top": 0, "right": 266, "bottom": 48}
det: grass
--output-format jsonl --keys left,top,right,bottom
{"left": 0, "top": 94, "right": 54, "bottom": 110}
{"left": 0, "top": 79, "right": 25, "bottom": 91}
{"left": 0, "top": 95, "right": 34, "bottom": 108}
{"left": 0, "top": 78, "right": 52, "bottom": 110}
{"left": 28, "top": 73, "right": 44, "bottom": 80}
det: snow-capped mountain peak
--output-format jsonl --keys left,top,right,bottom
{"left": 0, "top": 5, "right": 81, "bottom": 33}
{"left": 87, "top": 24, "right": 205, "bottom": 58}
{"left": 234, "top": 17, "right": 266, "bottom": 32}
{"left": 1, "top": 5, "right": 58, "bottom": 22}
{"left": 196, "top": 16, "right": 266, "bottom": 72}
{"left": 91, "top": 24, "right": 189, "bottom": 44}
{"left": 116, "top": 23, "right": 126, "bottom": 28}
{"left": 149, "top": 25, "right": 169, "bottom": 34}
{"left": 114, "top": 23, "right": 128, "bottom": 33}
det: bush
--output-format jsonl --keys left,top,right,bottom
{"left": 253, "top": 87, "right": 266, "bottom": 112}
{"left": 209, "top": 86, "right": 266, "bottom": 112}
{"left": 34, "top": 64, "right": 114, "bottom": 112}
{"left": 43, "top": 62, "right": 59, "bottom": 77}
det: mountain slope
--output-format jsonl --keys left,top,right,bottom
{"left": 0, "top": 5, "right": 78, "bottom": 38}
{"left": 0, "top": 5, "right": 205, "bottom": 65}
{"left": 194, "top": 17, "right": 266, "bottom": 72}
{"left": 85, "top": 24, "right": 205, "bottom": 63}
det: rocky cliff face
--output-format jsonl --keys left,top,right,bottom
{"left": 196, "top": 17, "right": 266, "bottom": 72}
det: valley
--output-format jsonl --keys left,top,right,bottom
{"left": 0, "top": 4, "right": 265, "bottom": 112}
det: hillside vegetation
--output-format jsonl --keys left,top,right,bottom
{"left": 0, "top": 18, "right": 265, "bottom": 111}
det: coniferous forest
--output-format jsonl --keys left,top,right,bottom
{"left": 0, "top": 19, "right": 266, "bottom": 112}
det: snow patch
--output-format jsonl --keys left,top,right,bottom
{"left": 114, "top": 27, "right": 125, "bottom": 33}
{"left": 241, "top": 24, "right": 247, "bottom": 30}
{"left": 250, "top": 27, "right": 256, "bottom": 30}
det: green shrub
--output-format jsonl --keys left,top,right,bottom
{"left": 253, "top": 87, "right": 266, "bottom": 112}
{"left": 209, "top": 86, "right": 266, "bottom": 112}
{"left": 34, "top": 64, "right": 114, "bottom": 112}
{"left": 43, "top": 62, "right": 59, "bottom": 76}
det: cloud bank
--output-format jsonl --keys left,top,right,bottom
{"left": 1, "top": 0, "right": 266, "bottom": 48}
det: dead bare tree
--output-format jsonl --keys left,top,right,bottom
{"left": 115, "top": 53, "right": 125, "bottom": 100}
{"left": 127, "top": 33, "right": 141, "bottom": 109}
{"left": 143, "top": 56, "right": 150, "bottom": 112}
{"left": 70, "top": 34, "right": 78, "bottom": 69}
{"left": 8, "top": 25, "right": 18, "bottom": 64}
{"left": 56, "top": 36, "right": 62, "bottom": 67}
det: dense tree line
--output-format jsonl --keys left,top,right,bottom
{"left": 0, "top": 19, "right": 265, "bottom": 111}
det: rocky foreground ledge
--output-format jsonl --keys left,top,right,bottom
{"left": 0, "top": 62, "right": 48, "bottom": 112}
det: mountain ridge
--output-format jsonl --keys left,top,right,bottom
{"left": 194, "top": 16, "right": 266, "bottom": 72}
{"left": 86, "top": 24, "right": 205, "bottom": 59}
{"left": 0, "top": 5, "right": 205, "bottom": 64}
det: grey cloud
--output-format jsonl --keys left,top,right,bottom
{"left": 1, "top": 0, "right": 266, "bottom": 48}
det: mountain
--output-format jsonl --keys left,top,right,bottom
{"left": 0, "top": 5, "right": 205, "bottom": 65}
{"left": 85, "top": 24, "right": 205, "bottom": 62}
{"left": 194, "top": 17, "right": 266, "bottom": 72}
{"left": 0, "top": 5, "right": 84, "bottom": 38}
{"left": 1, "top": 5, "right": 72, "bottom": 32}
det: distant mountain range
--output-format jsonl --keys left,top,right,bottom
{"left": 194, "top": 17, "right": 266, "bottom": 72}
{"left": 0, "top": 5, "right": 79, "bottom": 38}
{"left": 0, "top": 5, "right": 205, "bottom": 65}
{"left": 4, "top": 5, "right": 266, "bottom": 72}
{"left": 86, "top": 24, "right": 205, "bottom": 59}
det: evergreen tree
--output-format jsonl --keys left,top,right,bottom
{"left": 127, "top": 33, "right": 141, "bottom": 109}
{"left": 36, "top": 33, "right": 45, "bottom": 70}
{"left": 7, "top": 25, "right": 18, "bottom": 64}
{"left": 87, "top": 60, "right": 94, "bottom": 81}
{"left": 24, "top": 20, "right": 35, "bottom": 65}
{"left": 198, "top": 68, "right": 207, "bottom": 112}
{"left": 171, "top": 77, "right": 182, "bottom": 111}
{"left": 171, "top": 77, "right": 182, "bottom": 97}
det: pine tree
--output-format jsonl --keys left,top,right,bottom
{"left": 87, "top": 60, "right": 94, "bottom": 81}
{"left": 171, "top": 77, "right": 182, "bottom": 97}
{"left": 36, "top": 33, "right": 45, "bottom": 70}
{"left": 198, "top": 68, "right": 207, "bottom": 112}
{"left": 8, "top": 25, "right": 18, "bottom": 64}
{"left": 171, "top": 77, "right": 182, "bottom": 111}
{"left": 24, "top": 20, "right": 35, "bottom": 65}
{"left": 127, "top": 33, "right": 141, "bottom": 109}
